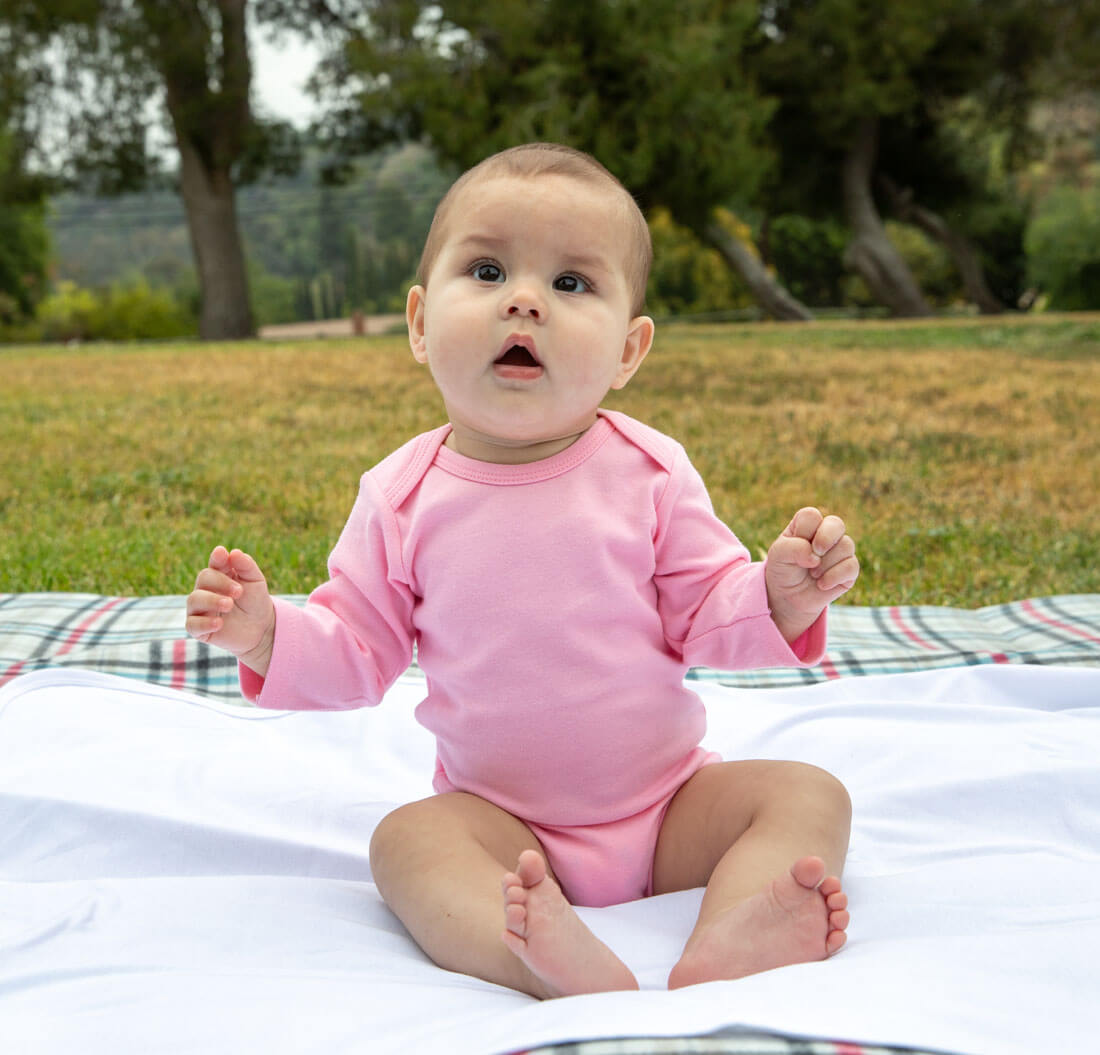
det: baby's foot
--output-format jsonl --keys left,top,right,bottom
{"left": 668, "top": 856, "right": 849, "bottom": 989}
{"left": 501, "top": 850, "right": 639, "bottom": 999}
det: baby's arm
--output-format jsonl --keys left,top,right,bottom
{"left": 185, "top": 545, "right": 276, "bottom": 677}
{"left": 766, "top": 508, "right": 859, "bottom": 643}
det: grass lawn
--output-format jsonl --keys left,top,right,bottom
{"left": 3, "top": 314, "right": 1098, "bottom": 606}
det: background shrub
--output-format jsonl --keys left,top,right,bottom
{"left": 1025, "top": 184, "right": 1100, "bottom": 310}
{"left": 766, "top": 214, "right": 848, "bottom": 307}
{"left": 19, "top": 279, "right": 196, "bottom": 342}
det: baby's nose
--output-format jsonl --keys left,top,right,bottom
{"left": 503, "top": 282, "right": 546, "bottom": 320}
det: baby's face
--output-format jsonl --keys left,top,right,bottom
{"left": 407, "top": 174, "right": 653, "bottom": 464}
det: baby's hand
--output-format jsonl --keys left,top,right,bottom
{"left": 765, "top": 508, "right": 859, "bottom": 643}
{"left": 185, "top": 546, "right": 276, "bottom": 675}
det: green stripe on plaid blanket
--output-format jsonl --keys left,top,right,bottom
{"left": 2, "top": 593, "right": 1098, "bottom": 702}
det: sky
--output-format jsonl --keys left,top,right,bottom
{"left": 251, "top": 31, "right": 320, "bottom": 128}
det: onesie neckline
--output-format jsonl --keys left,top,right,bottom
{"left": 433, "top": 413, "right": 614, "bottom": 485}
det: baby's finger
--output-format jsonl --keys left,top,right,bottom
{"left": 809, "top": 533, "right": 856, "bottom": 579}
{"left": 783, "top": 507, "right": 825, "bottom": 542}
{"left": 209, "top": 545, "right": 232, "bottom": 571}
{"left": 810, "top": 515, "right": 848, "bottom": 557}
{"left": 226, "top": 548, "right": 266, "bottom": 585}
{"left": 769, "top": 532, "right": 821, "bottom": 571}
{"left": 187, "top": 587, "right": 236, "bottom": 618}
{"left": 185, "top": 612, "right": 223, "bottom": 642}
{"left": 193, "top": 566, "right": 244, "bottom": 598}
{"left": 815, "top": 554, "right": 860, "bottom": 593}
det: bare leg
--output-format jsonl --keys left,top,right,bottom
{"left": 369, "top": 793, "right": 637, "bottom": 999}
{"left": 651, "top": 760, "right": 852, "bottom": 988}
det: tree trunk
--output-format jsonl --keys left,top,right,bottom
{"left": 702, "top": 211, "right": 814, "bottom": 322}
{"left": 878, "top": 175, "right": 1007, "bottom": 315}
{"left": 842, "top": 117, "right": 932, "bottom": 317}
{"left": 176, "top": 139, "right": 255, "bottom": 339}
{"left": 150, "top": 0, "right": 255, "bottom": 340}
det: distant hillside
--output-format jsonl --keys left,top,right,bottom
{"left": 47, "top": 144, "right": 452, "bottom": 317}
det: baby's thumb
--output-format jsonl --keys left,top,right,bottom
{"left": 769, "top": 533, "right": 820, "bottom": 571}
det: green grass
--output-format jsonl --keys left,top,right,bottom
{"left": 3, "top": 314, "right": 1098, "bottom": 606}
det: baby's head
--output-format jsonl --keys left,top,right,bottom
{"left": 417, "top": 143, "right": 652, "bottom": 317}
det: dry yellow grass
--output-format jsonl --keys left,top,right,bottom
{"left": 2, "top": 315, "right": 1098, "bottom": 604}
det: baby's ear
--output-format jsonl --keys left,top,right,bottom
{"left": 611, "top": 315, "right": 655, "bottom": 390}
{"left": 406, "top": 285, "right": 428, "bottom": 363}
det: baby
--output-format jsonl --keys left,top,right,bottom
{"left": 186, "top": 143, "right": 857, "bottom": 999}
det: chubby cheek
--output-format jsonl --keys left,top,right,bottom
{"left": 563, "top": 347, "right": 625, "bottom": 391}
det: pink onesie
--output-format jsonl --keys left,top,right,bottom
{"left": 242, "top": 410, "right": 825, "bottom": 906}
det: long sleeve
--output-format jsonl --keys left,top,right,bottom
{"left": 240, "top": 473, "right": 417, "bottom": 710}
{"left": 653, "top": 448, "right": 826, "bottom": 670}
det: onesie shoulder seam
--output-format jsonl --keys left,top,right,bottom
{"left": 369, "top": 425, "right": 450, "bottom": 509}
{"left": 361, "top": 426, "right": 448, "bottom": 588}
{"left": 599, "top": 409, "right": 683, "bottom": 473}
{"left": 600, "top": 409, "right": 687, "bottom": 516}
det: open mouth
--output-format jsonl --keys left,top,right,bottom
{"left": 495, "top": 344, "right": 540, "bottom": 368}
{"left": 493, "top": 336, "right": 543, "bottom": 378}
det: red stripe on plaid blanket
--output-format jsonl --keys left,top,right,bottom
{"left": 819, "top": 654, "right": 841, "bottom": 679}
{"left": 0, "top": 661, "right": 26, "bottom": 687}
{"left": 55, "top": 598, "right": 126, "bottom": 656}
{"left": 1021, "top": 598, "right": 1100, "bottom": 644}
{"left": 171, "top": 639, "right": 188, "bottom": 690}
{"left": 888, "top": 607, "right": 937, "bottom": 650}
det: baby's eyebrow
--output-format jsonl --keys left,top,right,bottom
{"left": 453, "top": 233, "right": 507, "bottom": 255}
{"left": 558, "top": 250, "right": 615, "bottom": 276}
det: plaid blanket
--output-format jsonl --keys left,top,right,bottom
{"left": 520, "top": 1032, "right": 940, "bottom": 1055}
{"left": 2, "top": 592, "right": 1098, "bottom": 702}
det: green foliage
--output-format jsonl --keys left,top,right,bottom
{"left": 247, "top": 266, "right": 299, "bottom": 326}
{"left": 0, "top": 127, "right": 50, "bottom": 321}
{"left": 882, "top": 222, "right": 959, "bottom": 306}
{"left": 11, "top": 279, "right": 197, "bottom": 342}
{"left": 960, "top": 193, "right": 1029, "bottom": 308}
{"left": 0, "top": 197, "right": 49, "bottom": 322}
{"left": 1025, "top": 184, "right": 1100, "bottom": 309}
{"left": 749, "top": 0, "right": 1058, "bottom": 315}
{"left": 838, "top": 222, "right": 959, "bottom": 309}
{"left": 765, "top": 216, "right": 848, "bottom": 307}
{"left": 343, "top": 0, "right": 774, "bottom": 230}
{"left": 878, "top": 101, "right": 1030, "bottom": 307}
{"left": 645, "top": 209, "right": 752, "bottom": 317}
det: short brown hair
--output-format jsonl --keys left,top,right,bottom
{"left": 417, "top": 143, "right": 652, "bottom": 316}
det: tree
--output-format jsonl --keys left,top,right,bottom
{"left": 4, "top": 0, "right": 305, "bottom": 339}
{"left": 0, "top": 26, "right": 50, "bottom": 325}
{"left": 319, "top": 0, "right": 814, "bottom": 320}
{"left": 752, "top": 0, "right": 1062, "bottom": 316}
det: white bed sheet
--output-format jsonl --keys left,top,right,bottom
{"left": 1, "top": 665, "right": 1098, "bottom": 1055}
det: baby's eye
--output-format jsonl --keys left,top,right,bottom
{"left": 554, "top": 273, "right": 590, "bottom": 294}
{"left": 471, "top": 262, "right": 504, "bottom": 283}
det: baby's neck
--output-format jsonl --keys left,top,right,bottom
{"left": 443, "top": 424, "right": 591, "bottom": 465}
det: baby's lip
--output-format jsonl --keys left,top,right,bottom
{"left": 494, "top": 334, "right": 541, "bottom": 367}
